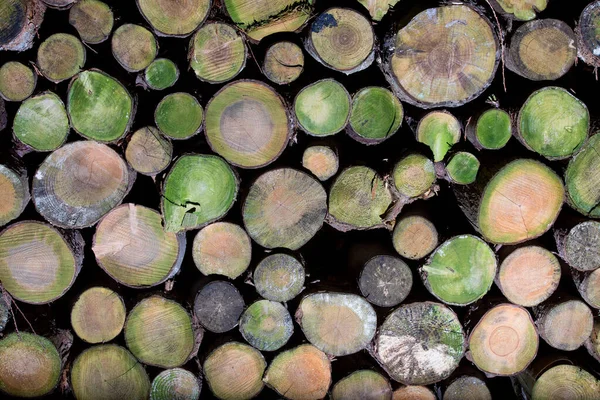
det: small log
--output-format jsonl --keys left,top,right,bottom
{"left": 307, "top": 8, "right": 375, "bottom": 74}
{"left": 150, "top": 368, "right": 201, "bottom": 400}
{"left": 347, "top": 87, "right": 403, "bottom": 145}
{"left": 443, "top": 376, "right": 491, "bottom": 400}
{"left": 203, "top": 342, "right": 266, "bottom": 400}
{"left": 507, "top": 19, "right": 576, "bottom": 81}
{"left": 517, "top": 86, "right": 589, "bottom": 160}
{"left": 417, "top": 111, "right": 461, "bottom": 162}
{"left": 70, "top": 287, "right": 126, "bottom": 344}
{"left": 143, "top": 58, "right": 178, "bottom": 90}
{"left": 392, "top": 215, "right": 438, "bottom": 260}
{"left": 421, "top": 235, "right": 496, "bottom": 306}
{"left": 392, "top": 386, "right": 436, "bottom": 400}
{"left": 490, "top": 0, "right": 547, "bottom": 21}
{"left": 296, "top": 292, "right": 377, "bottom": 356}
{"left": 243, "top": 168, "right": 327, "bottom": 250}
{"left": 359, "top": 255, "right": 412, "bottom": 307}
{"left": 294, "top": 78, "right": 351, "bottom": 137}
{"left": 194, "top": 280, "right": 244, "bottom": 333}
{"left": 468, "top": 304, "right": 538, "bottom": 376}
{"left": 357, "top": 0, "right": 401, "bottom": 22}
{"left": 577, "top": 1, "right": 600, "bottom": 68}
{"left": 0, "top": 332, "right": 61, "bottom": 397}
{"left": 374, "top": 302, "right": 465, "bottom": 385}
{"left": 205, "top": 80, "right": 290, "bottom": 168}
{"left": 263, "top": 344, "right": 331, "bottom": 400}
{"left": 466, "top": 108, "right": 512, "bottom": 151}
{"left": 454, "top": 159, "right": 564, "bottom": 244}
{"left": 566, "top": 132, "right": 600, "bottom": 218}
{"left": 0, "top": 161, "right": 30, "bottom": 227}
{"left": 125, "top": 295, "right": 196, "bottom": 368}
{"left": 0, "top": 61, "right": 36, "bottom": 102}
{"left": 189, "top": 22, "right": 247, "bottom": 84}
{"left": 254, "top": 253, "right": 305, "bottom": 302}
{"left": 239, "top": 299, "right": 294, "bottom": 352}
{"left": 392, "top": 154, "right": 436, "bottom": 200}
{"left": 496, "top": 245, "right": 561, "bottom": 307}
{"left": 263, "top": 41, "right": 304, "bottom": 85}
{"left": 125, "top": 126, "right": 173, "bottom": 176}
{"left": 68, "top": 0, "right": 114, "bottom": 44}
{"left": 534, "top": 299, "right": 593, "bottom": 351}
{"left": 37, "top": 33, "right": 86, "bottom": 83}
{"left": 13, "top": 91, "right": 69, "bottom": 152}
{"left": 67, "top": 69, "right": 135, "bottom": 143}
{"left": 155, "top": 92, "right": 203, "bottom": 140}
{"left": 192, "top": 222, "right": 251, "bottom": 279}
{"left": 302, "top": 145, "right": 339, "bottom": 181}
{"left": 0, "top": 0, "right": 46, "bottom": 52}
{"left": 331, "top": 370, "right": 392, "bottom": 400}
{"left": 557, "top": 220, "right": 600, "bottom": 271}
{"left": 443, "top": 152, "right": 480, "bottom": 185}
{"left": 93, "top": 204, "right": 185, "bottom": 288}
{"left": 161, "top": 154, "right": 238, "bottom": 233}
{"left": 328, "top": 166, "right": 393, "bottom": 231}
{"left": 381, "top": 5, "right": 498, "bottom": 109}
{"left": 33, "top": 141, "right": 133, "bottom": 229}
{"left": 111, "top": 24, "right": 158, "bottom": 72}
{"left": 0, "top": 221, "right": 83, "bottom": 304}
{"left": 71, "top": 344, "right": 150, "bottom": 400}
{"left": 136, "top": 0, "right": 210, "bottom": 37}
{"left": 223, "top": 0, "right": 313, "bottom": 42}
{"left": 530, "top": 364, "right": 600, "bottom": 399}
{"left": 572, "top": 268, "right": 600, "bottom": 309}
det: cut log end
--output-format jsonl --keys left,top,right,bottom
{"left": 37, "top": 33, "right": 86, "bottom": 83}
{"left": 491, "top": 0, "right": 547, "bottom": 21}
{"left": 357, "top": 0, "right": 401, "bottom": 21}
{"left": 302, "top": 145, "right": 339, "bottom": 181}
{"left": 155, "top": 92, "right": 203, "bottom": 140}
{"left": 577, "top": 1, "right": 600, "bottom": 68}
{"left": 0, "top": 164, "right": 29, "bottom": 227}
{"left": 472, "top": 108, "right": 512, "bottom": 150}
{"left": 69, "top": 0, "right": 114, "bottom": 44}
{"left": 194, "top": 280, "right": 244, "bottom": 333}
{"left": 71, "top": 286, "right": 126, "bottom": 344}
{"left": 125, "top": 126, "right": 173, "bottom": 176}
{"left": 443, "top": 376, "right": 491, "bottom": 400}
{"left": 136, "top": 0, "right": 210, "bottom": 37}
{"left": 264, "top": 41, "right": 304, "bottom": 85}
{"left": 150, "top": 368, "right": 201, "bottom": 400}
{"left": 564, "top": 221, "right": 600, "bottom": 272}
{"left": 239, "top": 299, "right": 294, "bottom": 352}
{"left": 536, "top": 300, "right": 593, "bottom": 351}
{"left": 445, "top": 152, "right": 480, "bottom": 185}
{"left": 144, "top": 58, "right": 178, "bottom": 90}
{"left": 393, "top": 154, "right": 436, "bottom": 199}
{"left": 359, "top": 255, "right": 412, "bottom": 307}
{"left": 392, "top": 386, "right": 436, "bottom": 400}
{"left": 294, "top": 79, "right": 350, "bottom": 137}
{"left": 112, "top": 24, "right": 157, "bottom": 72}
{"left": 0, "top": 0, "right": 46, "bottom": 52}
{"left": 392, "top": 215, "right": 438, "bottom": 260}
{"left": 331, "top": 370, "right": 392, "bottom": 400}
{"left": 0, "top": 61, "right": 36, "bottom": 102}
{"left": 254, "top": 253, "right": 305, "bottom": 302}
{"left": 417, "top": 111, "right": 461, "bottom": 162}
{"left": 469, "top": 304, "right": 538, "bottom": 376}
{"left": 531, "top": 365, "right": 600, "bottom": 399}
{"left": 566, "top": 133, "right": 600, "bottom": 218}
{"left": 347, "top": 87, "right": 403, "bottom": 145}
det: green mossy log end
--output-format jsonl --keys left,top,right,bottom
{"left": 239, "top": 299, "right": 294, "bottom": 351}
{"left": 445, "top": 152, "right": 480, "bottom": 185}
{"left": 0, "top": 332, "right": 61, "bottom": 398}
{"left": 468, "top": 108, "right": 512, "bottom": 150}
{"left": 296, "top": 292, "right": 377, "bottom": 356}
{"left": 161, "top": 154, "right": 238, "bottom": 233}
{"left": 0, "top": 164, "right": 29, "bottom": 227}
{"left": 0, "top": 61, "right": 36, "bottom": 102}
{"left": 203, "top": 342, "right": 266, "bottom": 400}
{"left": 416, "top": 111, "right": 461, "bottom": 162}
{"left": 71, "top": 286, "right": 126, "bottom": 344}
{"left": 491, "top": 0, "right": 547, "bottom": 21}
{"left": 468, "top": 304, "right": 538, "bottom": 376}
{"left": 263, "top": 344, "right": 331, "bottom": 400}
{"left": 331, "top": 370, "right": 392, "bottom": 400}
{"left": 518, "top": 86, "right": 589, "bottom": 160}
{"left": 67, "top": 69, "right": 135, "bottom": 143}
{"left": 566, "top": 133, "right": 600, "bottom": 217}
{"left": 125, "top": 295, "right": 196, "bottom": 368}
{"left": 136, "top": 0, "right": 210, "bottom": 37}
{"left": 144, "top": 58, "right": 179, "bottom": 90}
{"left": 69, "top": 0, "right": 114, "bottom": 44}
{"left": 13, "top": 91, "right": 69, "bottom": 152}
{"left": 93, "top": 203, "right": 185, "bottom": 288}
{"left": 155, "top": 92, "right": 203, "bottom": 140}
{"left": 531, "top": 365, "right": 600, "bottom": 399}
{"left": 359, "top": 255, "right": 412, "bottom": 307}
{"left": 422, "top": 235, "right": 496, "bottom": 306}
{"left": 243, "top": 168, "right": 327, "bottom": 250}
{"left": 71, "top": 344, "right": 151, "bottom": 400}
{"left": 150, "top": 368, "right": 201, "bottom": 400}
{"left": 0, "top": 220, "right": 83, "bottom": 304}
{"left": 375, "top": 302, "right": 465, "bottom": 385}
{"left": 294, "top": 79, "right": 351, "bottom": 137}
{"left": 347, "top": 86, "right": 403, "bottom": 145}
{"left": 253, "top": 253, "right": 305, "bottom": 302}
{"left": 189, "top": 22, "right": 246, "bottom": 84}
{"left": 382, "top": 5, "right": 498, "bottom": 109}
{"left": 307, "top": 7, "right": 375, "bottom": 74}
{"left": 392, "top": 154, "right": 436, "bottom": 199}
{"left": 192, "top": 222, "right": 251, "bottom": 279}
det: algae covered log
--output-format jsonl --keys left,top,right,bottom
{"left": 239, "top": 299, "right": 294, "bottom": 351}
{"left": 0, "top": 221, "right": 83, "bottom": 304}
{"left": 359, "top": 255, "right": 412, "bottom": 307}
{"left": 392, "top": 215, "right": 438, "bottom": 260}
{"left": 416, "top": 111, "right": 461, "bottom": 162}
{"left": 263, "top": 41, "right": 304, "bottom": 85}
{"left": 566, "top": 132, "right": 600, "bottom": 218}
{"left": 125, "top": 126, "right": 173, "bottom": 176}
{"left": 0, "top": 0, "right": 45, "bottom": 52}
{"left": 294, "top": 79, "right": 351, "bottom": 137}
{"left": 194, "top": 280, "right": 244, "bottom": 333}
{"left": 253, "top": 253, "right": 305, "bottom": 302}
{"left": 69, "top": 0, "right": 114, "bottom": 44}
{"left": 468, "top": 304, "right": 538, "bottom": 376}
{"left": 347, "top": 86, "right": 403, "bottom": 145}
{"left": 392, "top": 154, "right": 436, "bottom": 200}
{"left": 534, "top": 299, "right": 593, "bottom": 351}
{"left": 382, "top": 5, "right": 498, "bottom": 108}
{"left": 71, "top": 286, "right": 126, "bottom": 343}
{"left": 136, "top": 0, "right": 210, "bottom": 37}
{"left": 144, "top": 58, "right": 178, "bottom": 90}
{"left": 161, "top": 154, "right": 238, "bottom": 233}
{"left": 530, "top": 364, "right": 600, "bottom": 399}
{"left": 263, "top": 344, "right": 331, "bottom": 400}
{"left": 0, "top": 61, "right": 36, "bottom": 102}
{"left": 374, "top": 302, "right": 465, "bottom": 385}
{"left": 0, "top": 332, "right": 61, "bottom": 398}
{"left": 331, "top": 370, "right": 392, "bottom": 400}
{"left": 296, "top": 292, "right": 377, "bottom": 356}
{"left": 467, "top": 108, "right": 512, "bottom": 150}
{"left": 302, "top": 145, "right": 339, "bottom": 181}
{"left": 155, "top": 92, "right": 203, "bottom": 140}
{"left": 93, "top": 204, "right": 185, "bottom": 288}
{"left": 150, "top": 368, "right": 201, "bottom": 400}
{"left": 443, "top": 152, "right": 480, "bottom": 185}
{"left": 203, "top": 342, "right": 266, "bottom": 400}
{"left": 125, "top": 295, "right": 196, "bottom": 368}
{"left": 71, "top": 344, "right": 150, "bottom": 400}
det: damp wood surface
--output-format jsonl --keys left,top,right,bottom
{"left": 1, "top": 0, "right": 600, "bottom": 400}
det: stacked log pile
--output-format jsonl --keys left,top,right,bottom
{"left": 1, "top": 0, "right": 600, "bottom": 399}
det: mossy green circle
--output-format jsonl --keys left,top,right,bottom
{"left": 349, "top": 87, "right": 403, "bottom": 142}
{"left": 155, "top": 92, "right": 203, "bottom": 140}
{"left": 294, "top": 79, "right": 350, "bottom": 136}
{"left": 13, "top": 92, "right": 69, "bottom": 151}
{"left": 476, "top": 109, "right": 511, "bottom": 149}
{"left": 446, "top": 152, "right": 480, "bottom": 184}
{"left": 145, "top": 58, "right": 178, "bottom": 90}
